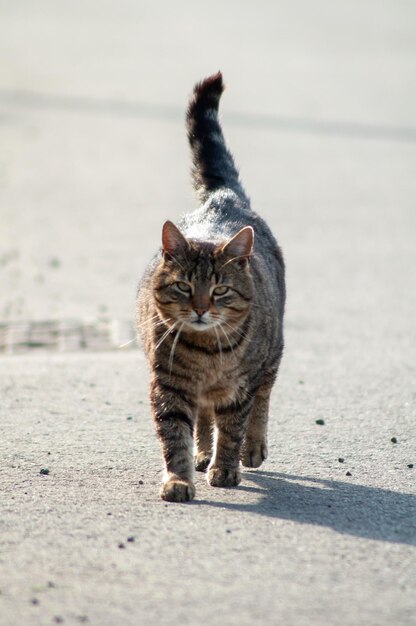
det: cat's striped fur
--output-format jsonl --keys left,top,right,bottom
{"left": 137, "top": 72, "right": 285, "bottom": 502}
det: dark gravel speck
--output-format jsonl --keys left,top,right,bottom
{"left": 40, "top": 468, "right": 50, "bottom": 475}
{"left": 391, "top": 437, "right": 398, "bottom": 443}
{"left": 346, "top": 471, "right": 352, "bottom": 476}
{"left": 31, "top": 598, "right": 39, "bottom": 605}
{"left": 315, "top": 419, "right": 325, "bottom": 426}
{"left": 138, "top": 480, "right": 144, "bottom": 485}
{"left": 118, "top": 542, "right": 125, "bottom": 549}
{"left": 338, "top": 458, "right": 344, "bottom": 463}
{"left": 408, "top": 464, "right": 414, "bottom": 469}
{"left": 127, "top": 536, "right": 135, "bottom": 542}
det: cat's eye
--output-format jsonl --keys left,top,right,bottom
{"left": 175, "top": 281, "right": 192, "bottom": 293}
{"left": 213, "top": 285, "right": 229, "bottom": 296}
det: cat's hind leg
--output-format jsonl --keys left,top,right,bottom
{"left": 240, "top": 380, "right": 274, "bottom": 468}
{"left": 194, "top": 407, "right": 214, "bottom": 472}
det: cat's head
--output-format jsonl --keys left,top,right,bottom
{"left": 152, "top": 220, "right": 254, "bottom": 334}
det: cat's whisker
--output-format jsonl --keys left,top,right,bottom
{"left": 139, "top": 318, "right": 174, "bottom": 338}
{"left": 136, "top": 314, "right": 159, "bottom": 328}
{"left": 168, "top": 322, "right": 185, "bottom": 375}
{"left": 151, "top": 318, "right": 173, "bottom": 331}
{"left": 137, "top": 319, "right": 162, "bottom": 332}
{"left": 213, "top": 324, "right": 223, "bottom": 365}
{"left": 218, "top": 323, "right": 235, "bottom": 356}
{"left": 137, "top": 315, "right": 170, "bottom": 330}
{"left": 118, "top": 337, "right": 138, "bottom": 349}
{"left": 155, "top": 321, "right": 178, "bottom": 351}
{"left": 221, "top": 319, "right": 249, "bottom": 341}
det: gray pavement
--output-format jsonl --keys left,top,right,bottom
{"left": 1, "top": 2, "right": 415, "bottom": 625}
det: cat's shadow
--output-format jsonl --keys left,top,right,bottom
{"left": 197, "top": 470, "right": 416, "bottom": 546}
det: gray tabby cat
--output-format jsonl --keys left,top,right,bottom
{"left": 137, "top": 72, "right": 285, "bottom": 502}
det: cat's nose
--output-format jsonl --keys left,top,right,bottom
{"left": 194, "top": 307, "right": 207, "bottom": 318}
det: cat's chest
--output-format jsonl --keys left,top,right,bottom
{"left": 198, "top": 367, "right": 247, "bottom": 408}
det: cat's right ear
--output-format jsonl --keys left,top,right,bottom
{"left": 161, "top": 221, "right": 189, "bottom": 258}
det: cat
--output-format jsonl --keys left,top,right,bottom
{"left": 137, "top": 72, "right": 285, "bottom": 502}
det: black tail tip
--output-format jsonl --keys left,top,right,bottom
{"left": 193, "top": 71, "right": 224, "bottom": 98}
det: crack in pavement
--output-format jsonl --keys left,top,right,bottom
{"left": 0, "top": 319, "right": 138, "bottom": 353}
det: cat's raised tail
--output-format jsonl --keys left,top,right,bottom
{"left": 186, "top": 72, "right": 246, "bottom": 204}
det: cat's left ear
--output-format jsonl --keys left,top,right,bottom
{"left": 221, "top": 226, "right": 254, "bottom": 259}
{"left": 162, "top": 221, "right": 189, "bottom": 257}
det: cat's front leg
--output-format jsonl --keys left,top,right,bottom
{"left": 150, "top": 377, "right": 196, "bottom": 502}
{"left": 208, "top": 395, "right": 254, "bottom": 488}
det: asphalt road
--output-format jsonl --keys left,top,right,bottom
{"left": 1, "top": 2, "right": 415, "bottom": 625}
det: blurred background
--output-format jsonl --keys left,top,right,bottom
{"left": 0, "top": 0, "right": 415, "bottom": 354}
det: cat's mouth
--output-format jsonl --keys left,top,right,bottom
{"left": 185, "top": 317, "right": 218, "bottom": 332}
{"left": 190, "top": 319, "right": 210, "bottom": 331}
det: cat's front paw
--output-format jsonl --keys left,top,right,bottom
{"left": 240, "top": 439, "right": 268, "bottom": 468}
{"left": 207, "top": 466, "right": 241, "bottom": 487}
{"left": 161, "top": 477, "right": 196, "bottom": 502}
{"left": 194, "top": 452, "right": 211, "bottom": 472}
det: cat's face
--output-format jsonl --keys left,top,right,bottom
{"left": 152, "top": 221, "right": 254, "bottom": 334}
